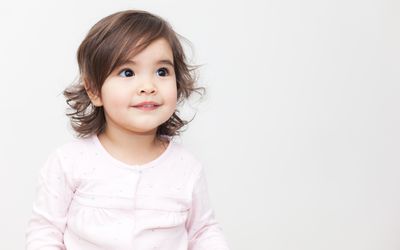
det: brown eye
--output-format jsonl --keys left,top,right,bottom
{"left": 118, "top": 69, "right": 134, "bottom": 77}
{"left": 156, "top": 67, "right": 169, "bottom": 77}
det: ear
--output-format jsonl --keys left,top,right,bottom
{"left": 83, "top": 80, "right": 103, "bottom": 107}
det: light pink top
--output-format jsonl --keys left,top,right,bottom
{"left": 26, "top": 135, "right": 229, "bottom": 250}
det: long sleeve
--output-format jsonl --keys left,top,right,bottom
{"left": 26, "top": 150, "right": 74, "bottom": 250}
{"left": 185, "top": 166, "right": 230, "bottom": 250}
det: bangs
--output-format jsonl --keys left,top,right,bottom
{"left": 106, "top": 15, "right": 172, "bottom": 75}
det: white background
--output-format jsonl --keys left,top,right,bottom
{"left": 1, "top": 0, "right": 399, "bottom": 249}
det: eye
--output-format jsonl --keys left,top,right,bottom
{"left": 118, "top": 68, "right": 134, "bottom": 77}
{"left": 156, "top": 67, "right": 169, "bottom": 77}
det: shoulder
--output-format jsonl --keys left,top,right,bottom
{"left": 50, "top": 135, "right": 96, "bottom": 162}
{"left": 56, "top": 135, "right": 94, "bottom": 152}
{"left": 40, "top": 135, "right": 97, "bottom": 178}
{"left": 169, "top": 140, "right": 204, "bottom": 174}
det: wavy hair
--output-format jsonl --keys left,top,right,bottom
{"left": 63, "top": 10, "right": 204, "bottom": 139}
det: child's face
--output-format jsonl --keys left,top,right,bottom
{"left": 90, "top": 38, "right": 177, "bottom": 135}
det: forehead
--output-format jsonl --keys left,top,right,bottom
{"left": 132, "top": 38, "right": 173, "bottom": 61}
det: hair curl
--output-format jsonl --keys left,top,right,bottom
{"left": 63, "top": 10, "right": 204, "bottom": 140}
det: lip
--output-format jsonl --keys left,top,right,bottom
{"left": 132, "top": 101, "right": 161, "bottom": 111}
{"left": 133, "top": 101, "right": 160, "bottom": 107}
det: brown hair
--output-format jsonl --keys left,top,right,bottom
{"left": 63, "top": 10, "right": 204, "bottom": 139}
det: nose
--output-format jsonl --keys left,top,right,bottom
{"left": 137, "top": 80, "right": 157, "bottom": 95}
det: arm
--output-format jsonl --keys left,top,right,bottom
{"left": 185, "top": 166, "right": 230, "bottom": 250}
{"left": 26, "top": 150, "right": 74, "bottom": 250}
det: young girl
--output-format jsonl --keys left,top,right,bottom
{"left": 26, "top": 10, "right": 229, "bottom": 250}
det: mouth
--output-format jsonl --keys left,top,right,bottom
{"left": 132, "top": 103, "right": 160, "bottom": 111}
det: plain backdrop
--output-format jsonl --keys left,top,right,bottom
{"left": 1, "top": 0, "right": 399, "bottom": 249}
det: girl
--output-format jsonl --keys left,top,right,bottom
{"left": 26, "top": 10, "right": 230, "bottom": 250}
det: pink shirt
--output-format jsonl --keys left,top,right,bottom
{"left": 26, "top": 135, "right": 229, "bottom": 250}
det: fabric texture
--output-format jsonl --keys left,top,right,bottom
{"left": 26, "top": 135, "right": 229, "bottom": 250}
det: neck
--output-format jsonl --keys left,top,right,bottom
{"left": 101, "top": 126, "right": 158, "bottom": 150}
{"left": 97, "top": 124, "right": 167, "bottom": 165}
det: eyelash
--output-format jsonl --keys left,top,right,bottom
{"left": 118, "top": 67, "right": 170, "bottom": 78}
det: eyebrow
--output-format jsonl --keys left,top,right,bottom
{"left": 125, "top": 59, "right": 174, "bottom": 67}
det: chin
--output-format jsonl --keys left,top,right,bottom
{"left": 128, "top": 125, "right": 158, "bottom": 134}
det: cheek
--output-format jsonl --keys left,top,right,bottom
{"left": 101, "top": 86, "right": 130, "bottom": 108}
{"left": 166, "top": 88, "right": 178, "bottom": 107}
{"left": 162, "top": 82, "right": 178, "bottom": 105}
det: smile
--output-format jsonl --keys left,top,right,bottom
{"left": 132, "top": 104, "right": 160, "bottom": 111}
